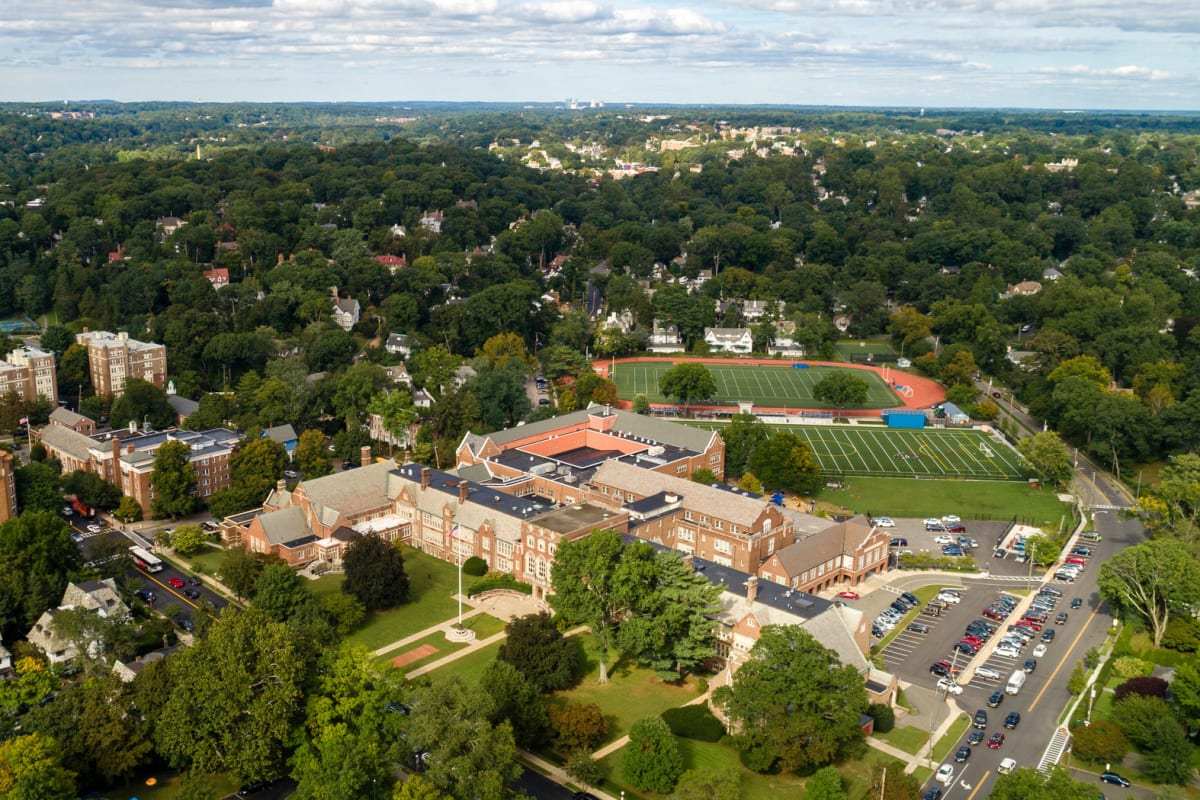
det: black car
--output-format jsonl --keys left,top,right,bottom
{"left": 900, "top": 591, "right": 920, "bottom": 606}
{"left": 238, "top": 779, "right": 271, "bottom": 797}
{"left": 183, "top": 589, "right": 201, "bottom": 600}
{"left": 923, "top": 788, "right": 943, "bottom": 800}
{"left": 973, "top": 709, "right": 988, "bottom": 729}
{"left": 930, "top": 662, "right": 952, "bottom": 677}
{"left": 907, "top": 622, "right": 931, "bottom": 635}
{"left": 890, "top": 600, "right": 909, "bottom": 614}
{"left": 1100, "top": 772, "right": 1130, "bottom": 787}
{"left": 954, "top": 744, "right": 971, "bottom": 763}
{"left": 187, "top": 575, "right": 202, "bottom": 586}
{"left": 987, "top": 690, "right": 1004, "bottom": 708}
{"left": 1070, "top": 597, "right": 1083, "bottom": 609}
{"left": 967, "top": 729, "right": 985, "bottom": 746}
{"left": 133, "top": 589, "right": 156, "bottom": 602}
{"left": 341, "top": 460, "right": 354, "bottom": 470}
{"left": 1042, "top": 628, "right": 1056, "bottom": 642}
{"left": 1004, "top": 711, "right": 1021, "bottom": 729}
{"left": 1024, "top": 658, "right": 1037, "bottom": 672}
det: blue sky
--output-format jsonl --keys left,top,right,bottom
{"left": 2, "top": 0, "right": 1196, "bottom": 110}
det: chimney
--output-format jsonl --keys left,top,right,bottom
{"left": 746, "top": 576, "right": 758, "bottom": 603}
{"left": 111, "top": 436, "right": 120, "bottom": 463}
{"left": 360, "top": 445, "right": 371, "bottom": 467}
{"left": 459, "top": 481, "right": 469, "bottom": 503}
{"left": 126, "top": 443, "right": 135, "bottom": 455}
{"left": 277, "top": 478, "right": 286, "bottom": 493}
{"left": 421, "top": 467, "right": 430, "bottom": 489}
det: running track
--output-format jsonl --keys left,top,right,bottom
{"left": 596, "top": 356, "right": 946, "bottom": 417}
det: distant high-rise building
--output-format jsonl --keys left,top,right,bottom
{"left": 75, "top": 330, "right": 167, "bottom": 397}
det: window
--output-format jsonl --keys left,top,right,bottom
{"left": 713, "top": 538, "right": 732, "bottom": 555}
{"left": 677, "top": 528, "right": 695, "bottom": 543}
{"left": 684, "top": 511, "right": 694, "bottom": 522}
{"left": 710, "top": 453, "right": 721, "bottom": 464}
{"left": 677, "top": 465, "right": 687, "bottom": 474}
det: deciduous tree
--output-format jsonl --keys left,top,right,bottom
{"left": 253, "top": 562, "right": 314, "bottom": 623}
{"left": 721, "top": 412, "right": 770, "bottom": 477}
{"left": 0, "top": 732, "right": 77, "bottom": 800}
{"left": 295, "top": 429, "right": 333, "bottom": 479}
{"left": 714, "top": 625, "right": 867, "bottom": 773}
{"left": 672, "top": 767, "right": 740, "bottom": 800}
{"left": 805, "top": 766, "right": 848, "bottom": 800}
{"left": 15, "top": 462, "right": 62, "bottom": 513}
{"left": 747, "top": 431, "right": 822, "bottom": 495}
{"left": 342, "top": 535, "right": 410, "bottom": 610}
{"left": 497, "top": 612, "right": 579, "bottom": 692}
{"left": 219, "top": 545, "right": 265, "bottom": 600}
{"left": 149, "top": 439, "right": 198, "bottom": 519}
{"left": 167, "top": 523, "right": 207, "bottom": 556}
{"left": 1017, "top": 430, "right": 1073, "bottom": 489}
{"left": 480, "top": 660, "right": 549, "bottom": 748}
{"left": 621, "top": 716, "right": 683, "bottom": 794}
{"left": 1098, "top": 538, "right": 1200, "bottom": 646}
{"left": 1070, "top": 720, "right": 1126, "bottom": 764}
{"left": 989, "top": 767, "right": 1098, "bottom": 800}
{"left": 812, "top": 371, "right": 869, "bottom": 408}
{"left": 548, "top": 702, "right": 608, "bottom": 753}
{"left": 658, "top": 362, "right": 716, "bottom": 413}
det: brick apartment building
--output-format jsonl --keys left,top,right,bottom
{"left": 0, "top": 346, "right": 58, "bottom": 405}
{"left": 37, "top": 423, "right": 238, "bottom": 514}
{"left": 76, "top": 330, "right": 167, "bottom": 397}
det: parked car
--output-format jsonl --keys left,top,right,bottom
{"left": 133, "top": 589, "right": 155, "bottom": 602}
{"left": 941, "top": 515, "right": 961, "bottom": 523}
{"left": 973, "top": 709, "right": 988, "bottom": 729}
{"left": 1070, "top": 597, "right": 1083, "bottom": 609}
{"left": 874, "top": 517, "right": 895, "bottom": 527}
{"left": 987, "top": 732, "right": 1006, "bottom": 749}
{"left": 183, "top": 589, "right": 201, "bottom": 600}
{"left": 238, "top": 780, "right": 271, "bottom": 797}
{"left": 1033, "top": 643, "right": 1047, "bottom": 657}
{"left": 923, "top": 517, "right": 943, "bottom": 527}
{"left": 946, "top": 523, "right": 968, "bottom": 533}
{"left": 933, "top": 534, "right": 954, "bottom": 544}
{"left": 937, "top": 678, "right": 963, "bottom": 695}
{"left": 987, "top": 690, "right": 1004, "bottom": 708}
{"left": 994, "top": 548, "right": 1007, "bottom": 559}
{"left": 1040, "top": 586, "right": 1064, "bottom": 598}
{"left": 1100, "top": 772, "right": 1130, "bottom": 787}
{"left": 954, "top": 745, "right": 971, "bottom": 763}
{"left": 935, "top": 592, "right": 961, "bottom": 604}
{"left": 837, "top": 590, "right": 860, "bottom": 600}
{"left": 923, "top": 788, "right": 943, "bottom": 800}
{"left": 890, "top": 537, "right": 908, "bottom": 547}
{"left": 1080, "top": 530, "right": 1102, "bottom": 541}
{"left": 900, "top": 591, "right": 920, "bottom": 606}
{"left": 907, "top": 622, "right": 931, "bottom": 635}
{"left": 168, "top": 576, "right": 185, "bottom": 588}
{"left": 942, "top": 545, "right": 965, "bottom": 556}
{"left": 994, "top": 644, "right": 1021, "bottom": 658}
{"left": 975, "top": 666, "right": 1002, "bottom": 680}
{"left": 86, "top": 524, "right": 102, "bottom": 533}
{"left": 1003, "top": 711, "right": 1021, "bottom": 729}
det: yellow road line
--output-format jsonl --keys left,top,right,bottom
{"left": 964, "top": 769, "right": 991, "bottom": 800}
{"left": 1028, "top": 604, "right": 1102, "bottom": 712}
{"left": 144, "top": 573, "right": 199, "bottom": 609}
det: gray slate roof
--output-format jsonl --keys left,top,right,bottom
{"left": 49, "top": 407, "right": 91, "bottom": 427}
{"left": 301, "top": 459, "right": 398, "bottom": 519}
{"left": 38, "top": 423, "right": 96, "bottom": 461}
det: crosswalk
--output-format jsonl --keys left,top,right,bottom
{"left": 1038, "top": 725, "right": 1070, "bottom": 772}
{"left": 1087, "top": 504, "right": 1129, "bottom": 511}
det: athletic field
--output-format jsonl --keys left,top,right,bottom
{"left": 692, "top": 422, "right": 1028, "bottom": 480}
{"left": 612, "top": 362, "right": 900, "bottom": 409}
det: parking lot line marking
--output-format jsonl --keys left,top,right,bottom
{"left": 963, "top": 769, "right": 991, "bottom": 800}
{"left": 1027, "top": 605, "right": 1101, "bottom": 713}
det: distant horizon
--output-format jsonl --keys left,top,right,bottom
{"left": 7, "top": 99, "right": 1200, "bottom": 117}
{"left": 3, "top": 0, "right": 1196, "bottom": 112}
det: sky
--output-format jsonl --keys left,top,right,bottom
{"left": 1, "top": 0, "right": 1197, "bottom": 110}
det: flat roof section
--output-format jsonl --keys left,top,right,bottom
{"left": 534, "top": 503, "right": 621, "bottom": 535}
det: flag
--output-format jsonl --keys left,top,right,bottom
{"left": 18, "top": 417, "right": 28, "bottom": 425}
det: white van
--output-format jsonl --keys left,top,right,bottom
{"left": 1006, "top": 669, "right": 1027, "bottom": 695}
{"left": 998, "top": 757, "right": 1016, "bottom": 774}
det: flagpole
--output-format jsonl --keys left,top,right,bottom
{"left": 457, "top": 538, "right": 463, "bottom": 628}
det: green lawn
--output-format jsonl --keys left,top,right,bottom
{"left": 930, "top": 714, "right": 971, "bottom": 762}
{"left": 428, "top": 639, "right": 505, "bottom": 685}
{"left": 105, "top": 771, "right": 237, "bottom": 800}
{"left": 817, "top": 476, "right": 1074, "bottom": 526}
{"left": 835, "top": 339, "right": 899, "bottom": 359}
{"left": 613, "top": 361, "right": 900, "bottom": 409}
{"left": 344, "top": 547, "right": 464, "bottom": 651}
{"left": 375, "top": 613, "right": 507, "bottom": 670}
{"left": 185, "top": 543, "right": 227, "bottom": 577}
{"left": 545, "top": 639, "right": 706, "bottom": 743}
{"left": 872, "top": 725, "right": 929, "bottom": 755}
{"left": 306, "top": 572, "right": 346, "bottom": 598}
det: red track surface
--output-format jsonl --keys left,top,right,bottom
{"left": 598, "top": 356, "right": 946, "bottom": 417}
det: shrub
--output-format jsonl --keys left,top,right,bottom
{"left": 661, "top": 704, "right": 724, "bottom": 742}
{"left": 1070, "top": 720, "right": 1126, "bottom": 764}
{"left": 1112, "top": 656, "right": 1151, "bottom": 679}
{"left": 549, "top": 701, "right": 608, "bottom": 753}
{"left": 738, "top": 744, "right": 779, "bottom": 774}
{"left": 1113, "top": 676, "right": 1169, "bottom": 703}
{"left": 462, "top": 556, "right": 488, "bottom": 577}
{"left": 466, "top": 572, "right": 533, "bottom": 596}
{"left": 622, "top": 716, "right": 684, "bottom": 793}
{"left": 1160, "top": 616, "right": 1200, "bottom": 653}
{"left": 894, "top": 552, "right": 977, "bottom": 572}
{"left": 867, "top": 703, "right": 895, "bottom": 733}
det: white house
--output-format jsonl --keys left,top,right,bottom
{"left": 742, "top": 299, "right": 782, "bottom": 322}
{"left": 386, "top": 333, "right": 414, "bottom": 358}
{"left": 704, "top": 327, "right": 753, "bottom": 354}
{"left": 331, "top": 288, "right": 360, "bottom": 331}
{"left": 26, "top": 579, "right": 131, "bottom": 666}
{"left": 647, "top": 321, "right": 684, "bottom": 354}
{"left": 767, "top": 320, "right": 805, "bottom": 358}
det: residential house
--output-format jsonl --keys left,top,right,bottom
{"left": 76, "top": 330, "right": 167, "bottom": 397}
{"left": 202, "top": 267, "right": 230, "bottom": 289}
{"left": 741, "top": 299, "right": 781, "bottom": 322}
{"left": 26, "top": 579, "right": 131, "bottom": 666}
{"left": 155, "top": 216, "right": 187, "bottom": 237}
{"left": 389, "top": 224, "right": 408, "bottom": 238}
{"left": 647, "top": 321, "right": 684, "bottom": 354}
{"left": 386, "top": 333, "right": 413, "bottom": 358}
{"left": 767, "top": 320, "right": 805, "bottom": 358}
{"left": 331, "top": 288, "right": 361, "bottom": 331}
{"left": 263, "top": 424, "right": 299, "bottom": 460}
{"left": 113, "top": 646, "right": 180, "bottom": 683}
{"left": 419, "top": 211, "right": 444, "bottom": 233}
{"left": 375, "top": 254, "right": 407, "bottom": 272}
{"left": 49, "top": 407, "right": 96, "bottom": 435}
{"left": 601, "top": 309, "right": 636, "bottom": 334}
{"left": 704, "top": 327, "right": 753, "bottom": 354}
{"left": 757, "top": 515, "right": 890, "bottom": 594}
{"left": 383, "top": 364, "right": 412, "bottom": 385}
{"left": 412, "top": 388, "right": 435, "bottom": 410}
{"left": 1005, "top": 280, "right": 1043, "bottom": 297}
{"left": 1042, "top": 266, "right": 1063, "bottom": 282}
{"left": 0, "top": 635, "right": 11, "bottom": 678}
{"left": 0, "top": 346, "right": 58, "bottom": 405}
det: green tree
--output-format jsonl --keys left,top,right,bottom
{"left": 747, "top": 431, "right": 822, "bottom": 494}
{"left": 0, "top": 733, "right": 77, "bottom": 800}
{"left": 332, "top": 362, "right": 390, "bottom": 430}
{"left": 739, "top": 472, "right": 764, "bottom": 493}
{"left": 1098, "top": 538, "right": 1200, "bottom": 646}
{"left": 480, "top": 660, "right": 549, "bottom": 748}
{"left": 114, "top": 495, "right": 143, "bottom": 524}
{"left": 1112, "top": 694, "right": 1178, "bottom": 750}
{"left": 1018, "top": 431, "right": 1073, "bottom": 489}
{"left": 0, "top": 511, "right": 81, "bottom": 638}
{"left": 622, "top": 716, "right": 684, "bottom": 794}
{"left": 1171, "top": 659, "right": 1200, "bottom": 732}
{"left": 0, "top": 657, "right": 57, "bottom": 715}
{"left": 496, "top": 612, "right": 579, "bottom": 692}
{"left": 167, "top": 523, "right": 207, "bottom": 556}
{"left": 672, "top": 767, "right": 740, "bottom": 800}
{"left": 253, "top": 562, "right": 313, "bottom": 623}
{"left": 805, "top": 766, "right": 848, "bottom": 800}
{"left": 15, "top": 462, "right": 62, "bottom": 513}
{"left": 295, "top": 428, "right": 333, "bottom": 479}
{"left": 155, "top": 608, "right": 308, "bottom": 783}
{"left": 564, "top": 752, "right": 604, "bottom": 793}
{"left": 865, "top": 763, "right": 921, "bottom": 800}
{"left": 149, "top": 439, "right": 198, "bottom": 519}
{"left": 812, "top": 372, "right": 869, "bottom": 408}
{"left": 219, "top": 545, "right": 265, "bottom": 600}
{"left": 691, "top": 467, "right": 717, "bottom": 484}
{"left": 394, "top": 776, "right": 451, "bottom": 800}
{"left": 658, "top": 362, "right": 716, "bottom": 413}
{"left": 1070, "top": 720, "right": 1126, "bottom": 764}
{"left": 108, "top": 378, "right": 175, "bottom": 428}
{"left": 632, "top": 392, "right": 650, "bottom": 414}
{"left": 1068, "top": 661, "right": 1088, "bottom": 695}
{"left": 408, "top": 345, "right": 462, "bottom": 397}
{"left": 319, "top": 592, "right": 366, "bottom": 637}
{"left": 990, "top": 767, "right": 1098, "bottom": 800}
{"left": 721, "top": 412, "right": 770, "bottom": 477}
{"left": 62, "top": 470, "right": 121, "bottom": 511}
{"left": 550, "top": 530, "right": 656, "bottom": 683}
{"left": 714, "top": 625, "right": 867, "bottom": 773}
{"left": 368, "top": 388, "right": 417, "bottom": 454}
{"left": 342, "top": 535, "right": 410, "bottom": 610}
{"left": 1141, "top": 716, "right": 1195, "bottom": 785}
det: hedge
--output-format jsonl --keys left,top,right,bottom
{"left": 462, "top": 556, "right": 488, "bottom": 577}
{"left": 466, "top": 572, "right": 533, "bottom": 596}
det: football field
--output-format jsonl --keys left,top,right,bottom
{"left": 612, "top": 361, "right": 900, "bottom": 409}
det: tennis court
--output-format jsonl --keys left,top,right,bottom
{"left": 612, "top": 361, "right": 900, "bottom": 409}
{"left": 790, "top": 425, "right": 1026, "bottom": 480}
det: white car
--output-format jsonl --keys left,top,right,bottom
{"left": 936, "top": 678, "right": 964, "bottom": 695}
{"left": 994, "top": 645, "right": 1021, "bottom": 658}
{"left": 998, "top": 757, "right": 1017, "bottom": 774}
{"left": 933, "top": 534, "right": 954, "bottom": 545}
{"left": 874, "top": 517, "right": 895, "bottom": 528}
{"left": 941, "top": 515, "right": 962, "bottom": 523}
{"left": 86, "top": 524, "right": 102, "bottom": 533}
{"left": 975, "top": 666, "right": 1002, "bottom": 680}
{"left": 936, "top": 764, "right": 955, "bottom": 785}
{"left": 935, "top": 593, "right": 961, "bottom": 604}
{"left": 1033, "top": 643, "right": 1047, "bottom": 657}
{"left": 923, "top": 518, "right": 943, "bottom": 527}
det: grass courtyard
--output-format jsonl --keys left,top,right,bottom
{"left": 815, "top": 476, "right": 1074, "bottom": 527}
{"left": 612, "top": 361, "right": 900, "bottom": 409}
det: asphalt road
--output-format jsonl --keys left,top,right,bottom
{"left": 885, "top": 476, "right": 1147, "bottom": 800}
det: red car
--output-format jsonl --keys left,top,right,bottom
{"left": 837, "top": 590, "right": 860, "bottom": 600}
{"left": 945, "top": 523, "right": 968, "bottom": 533}
{"left": 1016, "top": 619, "right": 1042, "bottom": 632}
{"left": 167, "top": 576, "right": 185, "bottom": 589}
{"left": 987, "top": 732, "right": 1006, "bottom": 749}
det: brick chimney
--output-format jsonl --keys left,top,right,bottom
{"left": 360, "top": 445, "right": 371, "bottom": 467}
{"left": 421, "top": 467, "right": 430, "bottom": 490}
{"left": 458, "top": 481, "right": 469, "bottom": 503}
{"left": 276, "top": 478, "right": 286, "bottom": 493}
{"left": 746, "top": 575, "right": 758, "bottom": 603}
